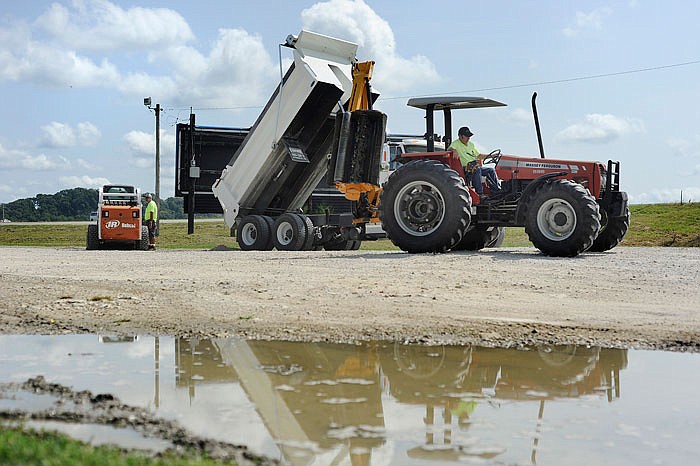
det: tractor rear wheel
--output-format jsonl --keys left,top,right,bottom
{"left": 524, "top": 179, "right": 600, "bottom": 257}
{"left": 86, "top": 224, "right": 99, "bottom": 250}
{"left": 272, "top": 213, "right": 308, "bottom": 251}
{"left": 237, "top": 215, "right": 273, "bottom": 251}
{"left": 588, "top": 207, "right": 630, "bottom": 252}
{"left": 380, "top": 160, "right": 471, "bottom": 253}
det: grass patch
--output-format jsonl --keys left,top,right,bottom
{"left": 0, "top": 203, "right": 697, "bottom": 249}
{"left": 0, "top": 426, "right": 239, "bottom": 466}
{"left": 89, "top": 296, "right": 113, "bottom": 302}
{"left": 626, "top": 203, "right": 700, "bottom": 246}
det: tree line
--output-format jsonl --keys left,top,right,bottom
{"left": 1, "top": 188, "right": 190, "bottom": 222}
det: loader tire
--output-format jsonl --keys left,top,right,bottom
{"left": 380, "top": 160, "right": 471, "bottom": 253}
{"left": 86, "top": 224, "right": 99, "bottom": 250}
{"left": 524, "top": 179, "right": 601, "bottom": 257}
{"left": 588, "top": 207, "right": 630, "bottom": 252}
{"left": 138, "top": 225, "right": 149, "bottom": 250}
{"left": 237, "top": 215, "right": 273, "bottom": 251}
{"left": 453, "top": 226, "right": 502, "bottom": 251}
{"left": 272, "top": 213, "right": 308, "bottom": 251}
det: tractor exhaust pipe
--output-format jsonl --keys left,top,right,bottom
{"left": 532, "top": 92, "right": 546, "bottom": 159}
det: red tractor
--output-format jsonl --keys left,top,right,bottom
{"left": 379, "top": 95, "right": 630, "bottom": 256}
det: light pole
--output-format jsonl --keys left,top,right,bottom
{"left": 144, "top": 97, "right": 161, "bottom": 231}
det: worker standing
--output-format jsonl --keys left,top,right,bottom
{"left": 144, "top": 193, "right": 158, "bottom": 250}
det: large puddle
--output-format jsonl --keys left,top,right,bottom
{"left": 1, "top": 335, "right": 699, "bottom": 465}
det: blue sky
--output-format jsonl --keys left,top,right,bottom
{"left": 1, "top": 0, "right": 698, "bottom": 205}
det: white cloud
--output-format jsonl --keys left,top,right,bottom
{"left": 508, "top": 108, "right": 533, "bottom": 125}
{"left": 301, "top": 0, "right": 440, "bottom": 93}
{"left": 555, "top": 114, "right": 644, "bottom": 143}
{"left": 124, "top": 129, "right": 176, "bottom": 171}
{"left": 75, "top": 158, "right": 96, "bottom": 170}
{"left": 59, "top": 175, "right": 111, "bottom": 189}
{"left": 667, "top": 136, "right": 700, "bottom": 159}
{"left": 563, "top": 8, "right": 613, "bottom": 37}
{"left": 0, "top": 2, "right": 296, "bottom": 107}
{"left": 40, "top": 121, "right": 101, "bottom": 147}
{"left": 34, "top": 0, "right": 194, "bottom": 51}
{"left": 171, "top": 28, "right": 277, "bottom": 107}
{"left": 630, "top": 187, "right": 700, "bottom": 204}
{"left": 124, "top": 130, "right": 175, "bottom": 155}
{"left": 0, "top": 41, "right": 120, "bottom": 87}
{"left": 0, "top": 143, "right": 70, "bottom": 171}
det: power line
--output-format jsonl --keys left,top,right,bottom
{"left": 164, "top": 59, "right": 700, "bottom": 111}
{"left": 380, "top": 59, "right": 700, "bottom": 101}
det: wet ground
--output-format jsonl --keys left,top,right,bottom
{"left": 1, "top": 335, "right": 699, "bottom": 465}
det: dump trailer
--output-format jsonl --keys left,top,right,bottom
{"left": 86, "top": 184, "right": 149, "bottom": 250}
{"left": 208, "top": 30, "right": 386, "bottom": 251}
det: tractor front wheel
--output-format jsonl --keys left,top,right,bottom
{"left": 588, "top": 207, "right": 629, "bottom": 252}
{"left": 524, "top": 179, "right": 600, "bottom": 257}
{"left": 380, "top": 160, "right": 471, "bottom": 253}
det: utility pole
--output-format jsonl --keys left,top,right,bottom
{"left": 144, "top": 97, "right": 161, "bottom": 233}
{"left": 155, "top": 103, "right": 161, "bottom": 209}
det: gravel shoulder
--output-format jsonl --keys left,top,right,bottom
{"left": 1, "top": 246, "right": 699, "bottom": 351}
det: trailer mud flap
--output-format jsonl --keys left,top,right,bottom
{"left": 330, "top": 110, "right": 386, "bottom": 185}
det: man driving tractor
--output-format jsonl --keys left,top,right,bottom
{"left": 448, "top": 126, "right": 501, "bottom": 199}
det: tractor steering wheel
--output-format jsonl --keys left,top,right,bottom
{"left": 482, "top": 149, "right": 501, "bottom": 165}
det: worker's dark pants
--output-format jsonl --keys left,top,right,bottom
{"left": 469, "top": 166, "right": 500, "bottom": 195}
{"left": 146, "top": 220, "right": 157, "bottom": 244}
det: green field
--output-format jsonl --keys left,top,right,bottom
{"left": 0, "top": 203, "right": 698, "bottom": 249}
{"left": 0, "top": 426, "right": 245, "bottom": 466}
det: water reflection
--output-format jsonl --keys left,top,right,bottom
{"left": 3, "top": 336, "right": 699, "bottom": 466}
{"left": 174, "top": 339, "right": 626, "bottom": 465}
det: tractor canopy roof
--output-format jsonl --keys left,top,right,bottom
{"left": 407, "top": 96, "right": 507, "bottom": 111}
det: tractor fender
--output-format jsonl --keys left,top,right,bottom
{"left": 515, "top": 171, "right": 568, "bottom": 224}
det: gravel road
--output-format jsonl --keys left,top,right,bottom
{"left": 1, "top": 246, "right": 699, "bottom": 351}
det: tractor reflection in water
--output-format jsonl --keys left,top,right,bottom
{"left": 174, "top": 338, "right": 627, "bottom": 465}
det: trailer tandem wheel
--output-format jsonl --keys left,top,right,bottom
{"left": 272, "top": 213, "right": 308, "bottom": 251}
{"left": 237, "top": 215, "right": 273, "bottom": 251}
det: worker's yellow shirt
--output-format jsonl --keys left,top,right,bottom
{"left": 448, "top": 139, "right": 480, "bottom": 166}
{"left": 145, "top": 200, "right": 158, "bottom": 221}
